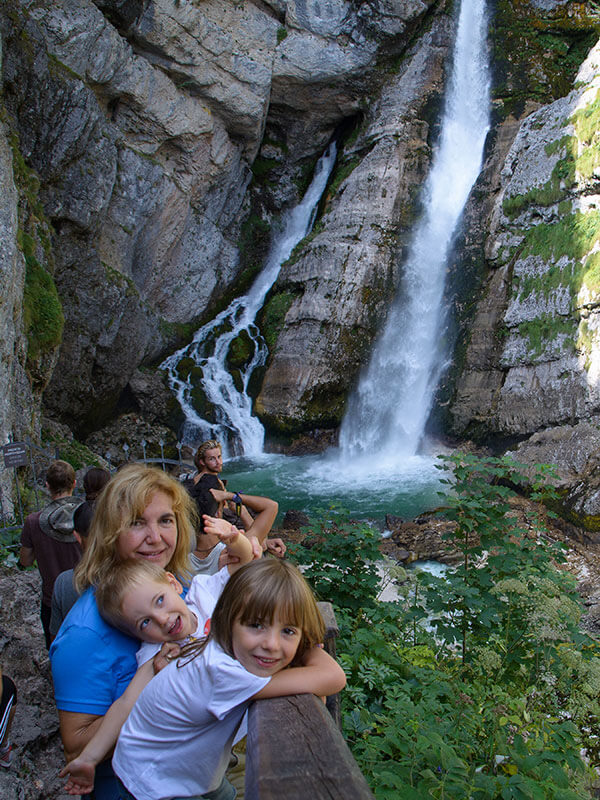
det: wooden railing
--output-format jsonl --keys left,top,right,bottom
{"left": 244, "top": 602, "right": 375, "bottom": 799}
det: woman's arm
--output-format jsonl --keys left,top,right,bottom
{"left": 59, "top": 658, "right": 156, "bottom": 793}
{"left": 58, "top": 710, "right": 105, "bottom": 764}
{"left": 252, "top": 647, "right": 346, "bottom": 700}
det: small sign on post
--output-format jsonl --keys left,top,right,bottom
{"left": 3, "top": 442, "right": 28, "bottom": 469}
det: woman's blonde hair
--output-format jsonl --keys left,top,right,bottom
{"left": 179, "top": 559, "right": 324, "bottom": 667}
{"left": 74, "top": 464, "right": 196, "bottom": 592}
{"left": 95, "top": 560, "right": 172, "bottom": 635}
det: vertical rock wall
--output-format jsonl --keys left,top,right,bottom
{"left": 449, "top": 41, "right": 600, "bottom": 440}
{"left": 0, "top": 108, "right": 27, "bottom": 513}
{"left": 0, "top": 0, "right": 438, "bottom": 439}
{"left": 257, "top": 13, "right": 454, "bottom": 434}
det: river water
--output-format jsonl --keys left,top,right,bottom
{"left": 218, "top": 448, "right": 446, "bottom": 522}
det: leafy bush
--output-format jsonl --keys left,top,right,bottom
{"left": 290, "top": 455, "right": 600, "bottom": 799}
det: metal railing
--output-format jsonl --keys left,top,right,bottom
{"left": 0, "top": 434, "right": 194, "bottom": 540}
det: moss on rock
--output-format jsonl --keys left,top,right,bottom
{"left": 8, "top": 125, "right": 63, "bottom": 385}
{"left": 490, "top": 0, "right": 598, "bottom": 117}
{"left": 257, "top": 289, "right": 300, "bottom": 352}
{"left": 226, "top": 329, "right": 255, "bottom": 368}
{"left": 20, "top": 231, "right": 64, "bottom": 368}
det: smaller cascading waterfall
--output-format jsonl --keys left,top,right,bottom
{"left": 339, "top": 0, "right": 490, "bottom": 462}
{"left": 161, "top": 143, "right": 337, "bottom": 457}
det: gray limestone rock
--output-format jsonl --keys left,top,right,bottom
{"left": 0, "top": 118, "right": 27, "bottom": 514}
{"left": 257, "top": 13, "right": 453, "bottom": 434}
{"left": 449, "top": 38, "right": 600, "bottom": 444}
{"left": 0, "top": 0, "right": 437, "bottom": 438}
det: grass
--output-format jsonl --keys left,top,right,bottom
{"left": 517, "top": 314, "right": 577, "bottom": 358}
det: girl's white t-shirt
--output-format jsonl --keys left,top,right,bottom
{"left": 135, "top": 568, "right": 230, "bottom": 667}
{"left": 113, "top": 638, "right": 270, "bottom": 800}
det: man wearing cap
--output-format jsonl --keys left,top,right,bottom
{"left": 19, "top": 460, "right": 82, "bottom": 649}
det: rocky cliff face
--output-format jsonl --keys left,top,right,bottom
{"left": 0, "top": 29, "right": 58, "bottom": 509}
{"left": 0, "top": 0, "right": 439, "bottom": 439}
{"left": 2, "top": 0, "right": 600, "bottom": 466}
{"left": 256, "top": 12, "right": 453, "bottom": 434}
{"left": 449, "top": 42, "right": 600, "bottom": 440}
{"left": 445, "top": 16, "right": 600, "bottom": 524}
{"left": 0, "top": 101, "right": 27, "bottom": 513}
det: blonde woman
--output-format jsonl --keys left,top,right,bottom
{"left": 50, "top": 464, "right": 196, "bottom": 800}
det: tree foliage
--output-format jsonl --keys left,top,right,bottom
{"left": 289, "top": 454, "right": 600, "bottom": 799}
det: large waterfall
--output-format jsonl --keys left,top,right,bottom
{"left": 161, "top": 144, "right": 337, "bottom": 458}
{"left": 339, "top": 0, "right": 490, "bottom": 462}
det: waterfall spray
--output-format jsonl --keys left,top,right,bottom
{"left": 339, "top": 0, "right": 490, "bottom": 462}
{"left": 161, "top": 143, "right": 337, "bottom": 458}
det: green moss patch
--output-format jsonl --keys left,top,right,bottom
{"left": 503, "top": 138, "right": 576, "bottom": 220}
{"left": 21, "top": 232, "right": 64, "bottom": 365}
{"left": 327, "top": 155, "right": 361, "bottom": 198}
{"left": 521, "top": 210, "right": 600, "bottom": 263}
{"left": 517, "top": 313, "right": 576, "bottom": 358}
{"left": 227, "top": 329, "right": 255, "bottom": 368}
{"left": 513, "top": 211, "right": 600, "bottom": 307}
{"left": 257, "top": 290, "right": 298, "bottom": 352}
{"left": 42, "top": 428, "right": 103, "bottom": 471}
{"left": 251, "top": 156, "right": 278, "bottom": 184}
{"left": 582, "top": 251, "right": 600, "bottom": 293}
{"left": 490, "top": 0, "right": 598, "bottom": 115}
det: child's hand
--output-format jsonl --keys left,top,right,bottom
{"left": 202, "top": 515, "right": 239, "bottom": 543}
{"left": 59, "top": 757, "right": 96, "bottom": 795}
{"left": 153, "top": 642, "right": 180, "bottom": 673}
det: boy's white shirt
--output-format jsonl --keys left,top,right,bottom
{"left": 135, "top": 567, "right": 230, "bottom": 667}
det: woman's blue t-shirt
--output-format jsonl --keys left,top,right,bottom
{"left": 49, "top": 587, "right": 139, "bottom": 714}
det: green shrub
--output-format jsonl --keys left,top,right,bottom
{"left": 291, "top": 455, "right": 599, "bottom": 798}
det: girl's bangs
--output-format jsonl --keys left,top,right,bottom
{"left": 237, "top": 575, "right": 306, "bottom": 629}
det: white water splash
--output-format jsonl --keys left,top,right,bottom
{"left": 161, "top": 144, "right": 337, "bottom": 457}
{"left": 339, "top": 0, "right": 490, "bottom": 463}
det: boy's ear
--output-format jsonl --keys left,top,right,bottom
{"left": 165, "top": 571, "right": 183, "bottom": 595}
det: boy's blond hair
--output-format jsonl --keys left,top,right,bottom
{"left": 96, "top": 559, "right": 172, "bottom": 635}
{"left": 74, "top": 464, "right": 196, "bottom": 593}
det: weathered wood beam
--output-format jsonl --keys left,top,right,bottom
{"left": 245, "top": 693, "right": 375, "bottom": 799}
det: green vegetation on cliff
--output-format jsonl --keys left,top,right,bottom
{"left": 502, "top": 67, "right": 600, "bottom": 364}
{"left": 258, "top": 289, "right": 298, "bottom": 351}
{"left": 8, "top": 127, "right": 63, "bottom": 383}
{"left": 20, "top": 231, "right": 64, "bottom": 366}
{"left": 490, "top": 0, "right": 598, "bottom": 117}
